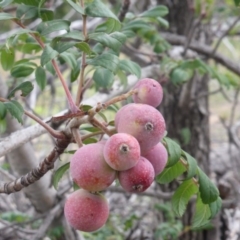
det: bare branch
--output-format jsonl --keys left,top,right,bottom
{"left": 118, "top": 0, "right": 131, "bottom": 22}
{"left": 0, "top": 137, "right": 70, "bottom": 194}
{"left": 161, "top": 32, "right": 240, "bottom": 76}
{"left": 212, "top": 16, "right": 240, "bottom": 55}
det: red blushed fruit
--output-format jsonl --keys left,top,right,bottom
{"left": 70, "top": 143, "right": 116, "bottom": 192}
{"left": 132, "top": 78, "right": 163, "bottom": 107}
{"left": 103, "top": 133, "right": 140, "bottom": 171}
{"left": 64, "top": 189, "right": 109, "bottom": 232}
{"left": 116, "top": 103, "right": 166, "bottom": 153}
{"left": 142, "top": 142, "right": 168, "bottom": 176}
{"left": 118, "top": 156, "right": 155, "bottom": 193}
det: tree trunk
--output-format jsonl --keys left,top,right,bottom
{"left": 157, "top": 0, "right": 219, "bottom": 239}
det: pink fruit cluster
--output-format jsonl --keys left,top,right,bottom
{"left": 64, "top": 78, "right": 168, "bottom": 232}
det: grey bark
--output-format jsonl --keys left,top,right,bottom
{"left": 0, "top": 76, "right": 56, "bottom": 213}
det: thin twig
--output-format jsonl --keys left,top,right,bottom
{"left": 0, "top": 97, "right": 65, "bottom": 139}
{"left": 118, "top": 0, "right": 131, "bottom": 22}
{"left": 71, "top": 128, "right": 83, "bottom": 147}
{"left": 212, "top": 16, "right": 240, "bottom": 55}
{"left": 0, "top": 137, "right": 70, "bottom": 194}
{"left": 75, "top": 0, "right": 87, "bottom": 106}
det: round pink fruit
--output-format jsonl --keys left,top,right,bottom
{"left": 118, "top": 156, "right": 155, "bottom": 193}
{"left": 132, "top": 78, "right": 163, "bottom": 107}
{"left": 70, "top": 143, "right": 116, "bottom": 192}
{"left": 103, "top": 133, "right": 140, "bottom": 171}
{"left": 64, "top": 189, "right": 109, "bottom": 232}
{"left": 142, "top": 142, "right": 168, "bottom": 176}
{"left": 115, "top": 103, "right": 166, "bottom": 153}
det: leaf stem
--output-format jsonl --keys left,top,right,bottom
{"left": 76, "top": 0, "right": 87, "bottom": 106}
{"left": 13, "top": 19, "right": 79, "bottom": 114}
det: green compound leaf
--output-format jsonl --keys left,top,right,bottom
{"left": 93, "top": 67, "right": 114, "bottom": 88}
{"left": 182, "top": 151, "right": 198, "bottom": 179}
{"left": 8, "top": 81, "right": 34, "bottom": 98}
{"left": 53, "top": 162, "right": 70, "bottom": 190}
{"left": 4, "top": 100, "right": 24, "bottom": 124}
{"left": 85, "top": 0, "right": 119, "bottom": 21}
{"left": 209, "top": 197, "right": 222, "bottom": 218}
{"left": 164, "top": 137, "right": 181, "bottom": 167}
{"left": 35, "top": 66, "right": 47, "bottom": 91}
{"left": 0, "top": 12, "right": 17, "bottom": 20}
{"left": 156, "top": 161, "right": 186, "bottom": 184}
{"left": 139, "top": 5, "right": 169, "bottom": 18}
{"left": 198, "top": 167, "right": 219, "bottom": 204}
{"left": 191, "top": 194, "right": 211, "bottom": 229}
{"left": 88, "top": 53, "right": 119, "bottom": 73}
{"left": 118, "top": 59, "right": 141, "bottom": 78}
{"left": 172, "top": 179, "right": 198, "bottom": 217}
{"left": 0, "top": 48, "right": 15, "bottom": 71}
{"left": 41, "top": 45, "right": 59, "bottom": 66}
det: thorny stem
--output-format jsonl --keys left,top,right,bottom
{"left": 76, "top": 0, "right": 87, "bottom": 106}
{"left": 13, "top": 18, "right": 79, "bottom": 114}
{"left": 0, "top": 97, "right": 65, "bottom": 139}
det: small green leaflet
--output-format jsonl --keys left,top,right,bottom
{"left": 209, "top": 197, "right": 222, "bottom": 218}
{"left": 139, "top": 5, "right": 169, "bottom": 18}
{"left": 88, "top": 53, "right": 119, "bottom": 73}
{"left": 234, "top": 0, "right": 240, "bottom": 6}
{"left": 16, "top": 5, "right": 38, "bottom": 19}
{"left": 191, "top": 194, "right": 211, "bottom": 229}
{"left": 93, "top": 67, "right": 114, "bottom": 88}
{"left": 89, "top": 32, "right": 126, "bottom": 52}
{"left": 8, "top": 81, "right": 34, "bottom": 98}
{"left": 0, "top": 102, "right": 7, "bottom": 119}
{"left": 75, "top": 42, "right": 92, "bottom": 54}
{"left": 198, "top": 167, "right": 219, "bottom": 204}
{"left": 60, "top": 52, "right": 77, "bottom": 69}
{"left": 95, "top": 18, "right": 122, "bottom": 33}
{"left": 0, "top": 12, "right": 17, "bottom": 20}
{"left": 53, "top": 162, "right": 70, "bottom": 190}
{"left": 35, "top": 66, "right": 47, "bottom": 91}
{"left": 118, "top": 59, "right": 141, "bottom": 78}
{"left": 156, "top": 161, "right": 186, "bottom": 184}
{"left": 0, "top": 48, "right": 15, "bottom": 71}
{"left": 85, "top": 0, "right": 119, "bottom": 21}
{"left": 170, "top": 68, "right": 193, "bottom": 85}
{"left": 163, "top": 137, "right": 181, "bottom": 167}
{"left": 0, "top": 0, "right": 13, "bottom": 8}
{"left": 41, "top": 45, "right": 59, "bottom": 66}
{"left": 4, "top": 100, "right": 24, "bottom": 124}
{"left": 65, "top": 0, "right": 85, "bottom": 15}
{"left": 11, "top": 62, "right": 36, "bottom": 78}
{"left": 182, "top": 151, "right": 197, "bottom": 179}
{"left": 37, "top": 20, "right": 70, "bottom": 36}
{"left": 171, "top": 179, "right": 198, "bottom": 217}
